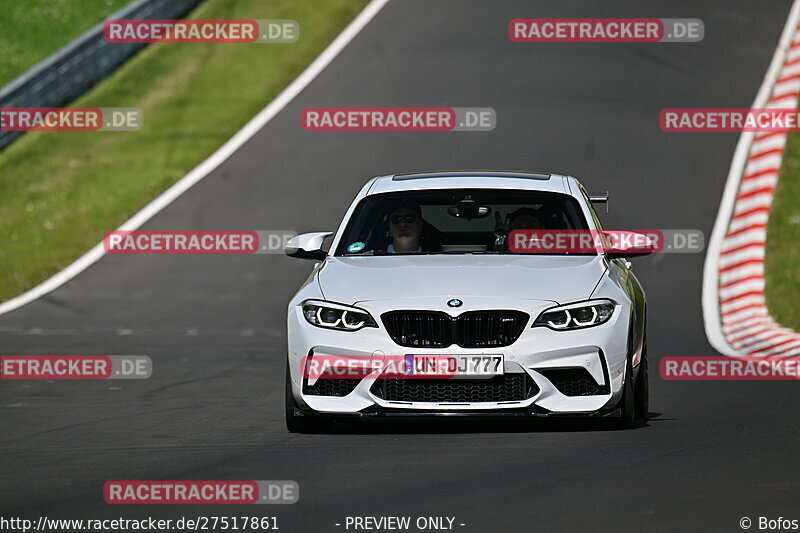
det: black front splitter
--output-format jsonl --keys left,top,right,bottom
{"left": 292, "top": 405, "right": 621, "bottom": 419}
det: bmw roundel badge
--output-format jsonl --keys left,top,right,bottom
{"left": 447, "top": 299, "right": 463, "bottom": 308}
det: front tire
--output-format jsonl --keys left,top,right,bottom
{"left": 614, "top": 359, "right": 636, "bottom": 429}
{"left": 634, "top": 344, "right": 649, "bottom": 421}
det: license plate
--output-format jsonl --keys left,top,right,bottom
{"left": 405, "top": 354, "right": 504, "bottom": 377}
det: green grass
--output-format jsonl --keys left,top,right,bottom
{"left": 0, "top": 0, "right": 131, "bottom": 85}
{"left": 0, "top": 0, "right": 369, "bottom": 301}
{"left": 765, "top": 131, "right": 800, "bottom": 330}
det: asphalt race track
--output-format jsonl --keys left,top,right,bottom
{"left": 2, "top": 1, "right": 799, "bottom": 531}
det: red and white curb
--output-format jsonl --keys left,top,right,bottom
{"left": 703, "top": 0, "right": 800, "bottom": 357}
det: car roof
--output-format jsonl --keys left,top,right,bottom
{"left": 366, "top": 171, "right": 576, "bottom": 196}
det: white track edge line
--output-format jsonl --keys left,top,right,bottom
{"left": 701, "top": 0, "right": 800, "bottom": 356}
{"left": 0, "top": 0, "right": 390, "bottom": 317}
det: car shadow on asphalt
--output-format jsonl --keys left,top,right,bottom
{"left": 295, "top": 412, "right": 668, "bottom": 434}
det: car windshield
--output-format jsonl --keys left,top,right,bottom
{"left": 334, "top": 189, "right": 591, "bottom": 256}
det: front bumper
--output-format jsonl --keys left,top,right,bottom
{"left": 286, "top": 297, "right": 631, "bottom": 416}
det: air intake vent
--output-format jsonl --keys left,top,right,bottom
{"left": 381, "top": 310, "right": 529, "bottom": 348}
{"left": 371, "top": 374, "right": 537, "bottom": 403}
{"left": 539, "top": 368, "right": 609, "bottom": 396}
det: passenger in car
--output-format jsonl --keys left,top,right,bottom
{"left": 508, "top": 207, "right": 543, "bottom": 230}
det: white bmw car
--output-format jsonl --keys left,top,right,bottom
{"left": 284, "top": 171, "right": 650, "bottom": 431}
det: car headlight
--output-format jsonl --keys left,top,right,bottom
{"left": 301, "top": 300, "right": 377, "bottom": 331}
{"left": 533, "top": 300, "right": 615, "bottom": 330}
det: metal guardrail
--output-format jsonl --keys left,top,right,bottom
{"left": 0, "top": 0, "right": 205, "bottom": 150}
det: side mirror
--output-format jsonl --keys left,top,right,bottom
{"left": 284, "top": 232, "right": 332, "bottom": 261}
{"left": 604, "top": 231, "right": 655, "bottom": 259}
{"left": 590, "top": 192, "right": 609, "bottom": 214}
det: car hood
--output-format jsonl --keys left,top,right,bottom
{"left": 317, "top": 255, "right": 608, "bottom": 305}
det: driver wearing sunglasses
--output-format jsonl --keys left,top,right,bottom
{"left": 386, "top": 204, "right": 423, "bottom": 254}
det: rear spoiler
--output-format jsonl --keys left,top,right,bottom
{"left": 589, "top": 192, "right": 609, "bottom": 213}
